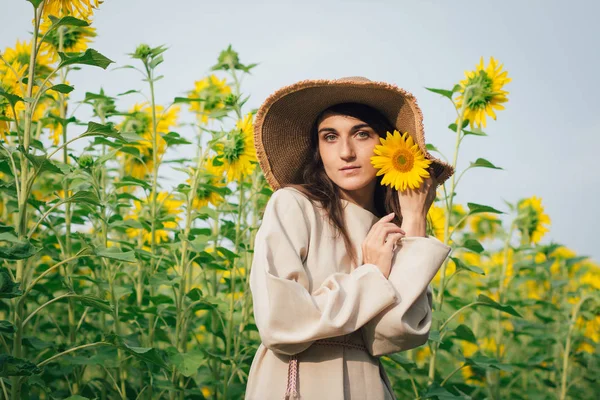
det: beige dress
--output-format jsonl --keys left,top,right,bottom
{"left": 245, "top": 187, "right": 452, "bottom": 399}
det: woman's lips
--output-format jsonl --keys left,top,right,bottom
{"left": 340, "top": 167, "right": 360, "bottom": 174}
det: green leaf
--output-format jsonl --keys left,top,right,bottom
{"left": 47, "top": 15, "right": 89, "bottom": 28}
{"left": 450, "top": 256, "right": 485, "bottom": 275}
{"left": 73, "top": 295, "right": 113, "bottom": 314}
{"left": 169, "top": 349, "right": 204, "bottom": 377}
{"left": 22, "top": 151, "right": 63, "bottom": 175}
{"left": 113, "top": 175, "right": 152, "bottom": 191}
{"left": 122, "top": 343, "right": 171, "bottom": 371}
{"left": 58, "top": 49, "right": 114, "bottom": 69}
{"left": 385, "top": 353, "right": 416, "bottom": 372}
{"left": 0, "top": 354, "right": 42, "bottom": 377}
{"left": 48, "top": 84, "right": 74, "bottom": 94}
{"left": 467, "top": 202, "right": 504, "bottom": 215}
{"left": 452, "top": 324, "right": 477, "bottom": 343}
{"left": 161, "top": 131, "right": 191, "bottom": 146}
{"left": 0, "top": 88, "right": 24, "bottom": 108}
{"left": 476, "top": 294, "right": 523, "bottom": 318}
{"left": 173, "top": 97, "right": 205, "bottom": 104}
{"left": 27, "top": 0, "right": 44, "bottom": 8}
{"left": 463, "top": 129, "right": 487, "bottom": 137}
{"left": 94, "top": 246, "right": 137, "bottom": 263}
{"left": 425, "top": 87, "right": 454, "bottom": 100}
{"left": 425, "top": 143, "right": 439, "bottom": 152}
{"left": 460, "top": 238, "right": 484, "bottom": 254}
{"left": 80, "top": 121, "right": 122, "bottom": 139}
{"left": 464, "top": 353, "right": 516, "bottom": 372}
{"left": 0, "top": 320, "right": 16, "bottom": 334}
{"left": 0, "top": 267, "right": 22, "bottom": 298}
{"left": 0, "top": 235, "right": 41, "bottom": 261}
{"left": 469, "top": 158, "right": 502, "bottom": 170}
{"left": 67, "top": 190, "right": 102, "bottom": 207}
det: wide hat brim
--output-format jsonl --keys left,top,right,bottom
{"left": 253, "top": 76, "right": 455, "bottom": 191}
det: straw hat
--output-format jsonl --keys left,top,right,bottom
{"left": 253, "top": 76, "right": 454, "bottom": 191}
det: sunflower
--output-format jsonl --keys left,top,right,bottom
{"left": 427, "top": 205, "right": 462, "bottom": 245}
{"left": 0, "top": 39, "right": 54, "bottom": 80}
{"left": 516, "top": 196, "right": 551, "bottom": 244}
{"left": 117, "top": 102, "right": 180, "bottom": 179}
{"left": 39, "top": 17, "right": 97, "bottom": 62}
{"left": 370, "top": 130, "right": 432, "bottom": 191}
{"left": 214, "top": 112, "right": 257, "bottom": 182}
{"left": 455, "top": 56, "right": 511, "bottom": 129}
{"left": 483, "top": 248, "right": 515, "bottom": 291}
{"left": 469, "top": 212, "right": 502, "bottom": 241}
{"left": 125, "top": 191, "right": 184, "bottom": 244}
{"left": 186, "top": 156, "right": 226, "bottom": 209}
{"left": 43, "top": 0, "right": 103, "bottom": 20}
{"left": 187, "top": 74, "right": 231, "bottom": 124}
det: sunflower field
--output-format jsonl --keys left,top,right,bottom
{"left": 1, "top": 1, "right": 598, "bottom": 399}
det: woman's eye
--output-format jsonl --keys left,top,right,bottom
{"left": 324, "top": 134, "right": 336, "bottom": 141}
{"left": 357, "top": 131, "right": 370, "bottom": 138}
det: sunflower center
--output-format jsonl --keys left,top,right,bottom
{"left": 392, "top": 149, "right": 414, "bottom": 172}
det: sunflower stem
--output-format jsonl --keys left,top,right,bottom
{"left": 428, "top": 85, "right": 472, "bottom": 386}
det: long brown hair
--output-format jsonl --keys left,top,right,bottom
{"left": 282, "top": 102, "right": 404, "bottom": 269}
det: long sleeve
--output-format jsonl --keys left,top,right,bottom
{"left": 249, "top": 189, "right": 399, "bottom": 356}
{"left": 361, "top": 235, "right": 452, "bottom": 357}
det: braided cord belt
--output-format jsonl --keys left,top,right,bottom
{"left": 283, "top": 339, "right": 368, "bottom": 399}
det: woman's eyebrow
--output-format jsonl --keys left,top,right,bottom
{"left": 318, "top": 123, "right": 371, "bottom": 135}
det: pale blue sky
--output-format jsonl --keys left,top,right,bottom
{"left": 2, "top": 0, "right": 599, "bottom": 262}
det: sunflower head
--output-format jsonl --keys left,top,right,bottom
{"left": 455, "top": 56, "right": 511, "bottom": 129}
{"left": 516, "top": 196, "right": 551, "bottom": 244}
{"left": 370, "top": 129, "right": 432, "bottom": 191}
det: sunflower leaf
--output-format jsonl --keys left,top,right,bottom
{"left": 48, "top": 15, "right": 89, "bottom": 29}
{"left": 58, "top": 49, "right": 114, "bottom": 70}
{"left": 26, "top": 0, "right": 44, "bottom": 8}
{"left": 450, "top": 256, "right": 485, "bottom": 275}
{"left": 467, "top": 203, "right": 504, "bottom": 215}
{"left": 460, "top": 238, "right": 484, "bottom": 253}
{"left": 48, "top": 84, "right": 74, "bottom": 94}
{"left": 469, "top": 158, "right": 503, "bottom": 170}
{"left": 475, "top": 294, "right": 523, "bottom": 318}
{"left": 463, "top": 129, "right": 487, "bottom": 137}
{"left": 425, "top": 87, "right": 454, "bottom": 100}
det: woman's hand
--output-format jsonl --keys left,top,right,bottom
{"left": 362, "top": 213, "right": 405, "bottom": 279}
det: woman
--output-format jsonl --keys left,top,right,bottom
{"left": 245, "top": 77, "right": 455, "bottom": 399}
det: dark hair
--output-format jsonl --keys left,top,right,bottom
{"left": 282, "top": 102, "right": 405, "bottom": 269}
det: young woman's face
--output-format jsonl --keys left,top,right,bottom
{"left": 317, "top": 113, "right": 380, "bottom": 193}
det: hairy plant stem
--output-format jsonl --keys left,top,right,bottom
{"left": 428, "top": 86, "right": 472, "bottom": 385}
{"left": 11, "top": 6, "right": 42, "bottom": 398}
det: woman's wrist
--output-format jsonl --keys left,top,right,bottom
{"left": 400, "top": 215, "right": 427, "bottom": 237}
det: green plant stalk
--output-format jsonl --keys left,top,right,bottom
{"left": 233, "top": 167, "right": 260, "bottom": 359}
{"left": 171, "top": 151, "right": 205, "bottom": 399}
{"left": 210, "top": 213, "right": 221, "bottom": 399}
{"left": 108, "top": 267, "right": 127, "bottom": 399}
{"left": 55, "top": 26, "right": 78, "bottom": 359}
{"left": 11, "top": 7, "right": 42, "bottom": 398}
{"left": 559, "top": 295, "right": 595, "bottom": 399}
{"left": 179, "top": 106, "right": 207, "bottom": 358}
{"left": 144, "top": 58, "right": 159, "bottom": 349}
{"left": 489, "top": 221, "right": 516, "bottom": 398}
{"left": 428, "top": 86, "right": 472, "bottom": 385}
{"left": 222, "top": 178, "right": 245, "bottom": 400}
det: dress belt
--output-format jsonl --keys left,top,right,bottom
{"left": 283, "top": 339, "right": 368, "bottom": 400}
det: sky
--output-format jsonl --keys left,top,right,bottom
{"left": 2, "top": 0, "right": 599, "bottom": 262}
